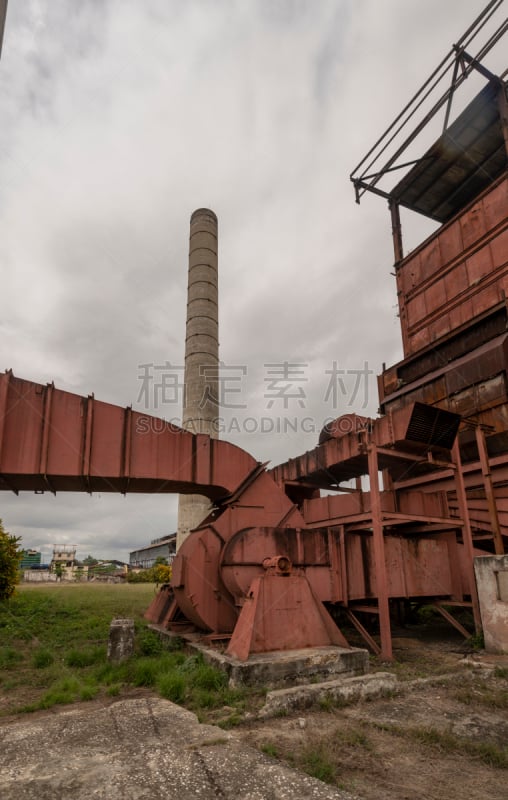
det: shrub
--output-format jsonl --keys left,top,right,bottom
{"left": 0, "top": 520, "right": 22, "bottom": 601}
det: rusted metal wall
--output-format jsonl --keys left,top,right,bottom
{"left": 379, "top": 172, "right": 508, "bottom": 438}
{"left": 396, "top": 172, "right": 507, "bottom": 358}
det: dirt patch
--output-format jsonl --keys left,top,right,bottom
{"left": 237, "top": 704, "right": 506, "bottom": 800}
{"left": 232, "top": 634, "right": 508, "bottom": 800}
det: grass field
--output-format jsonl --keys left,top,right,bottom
{"left": 0, "top": 583, "right": 250, "bottom": 720}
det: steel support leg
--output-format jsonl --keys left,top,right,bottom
{"left": 367, "top": 443, "right": 393, "bottom": 660}
{"left": 452, "top": 440, "right": 482, "bottom": 633}
{"left": 475, "top": 426, "right": 504, "bottom": 555}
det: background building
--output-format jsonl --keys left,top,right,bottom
{"left": 20, "top": 549, "right": 42, "bottom": 569}
{"left": 129, "top": 534, "right": 176, "bottom": 569}
{"left": 50, "top": 544, "right": 78, "bottom": 580}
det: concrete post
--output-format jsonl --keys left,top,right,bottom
{"left": 177, "top": 209, "right": 219, "bottom": 551}
{"left": 474, "top": 554, "right": 508, "bottom": 653}
{"left": 107, "top": 618, "right": 135, "bottom": 662}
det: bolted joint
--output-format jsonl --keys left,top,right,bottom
{"left": 262, "top": 555, "right": 292, "bottom": 575}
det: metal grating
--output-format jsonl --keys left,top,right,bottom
{"left": 404, "top": 402, "right": 461, "bottom": 450}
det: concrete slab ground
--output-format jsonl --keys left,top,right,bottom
{"left": 0, "top": 697, "right": 358, "bottom": 800}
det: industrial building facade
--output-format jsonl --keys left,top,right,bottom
{"left": 129, "top": 534, "right": 176, "bottom": 569}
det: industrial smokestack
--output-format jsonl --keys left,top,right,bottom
{"left": 177, "top": 208, "right": 219, "bottom": 551}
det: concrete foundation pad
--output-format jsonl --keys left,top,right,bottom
{"left": 259, "top": 671, "right": 397, "bottom": 718}
{"left": 150, "top": 628, "right": 369, "bottom": 687}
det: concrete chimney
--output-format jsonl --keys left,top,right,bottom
{"left": 177, "top": 208, "right": 219, "bottom": 551}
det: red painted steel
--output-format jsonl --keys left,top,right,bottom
{"left": 2, "top": 72, "right": 507, "bottom": 663}
{"left": 169, "top": 470, "right": 304, "bottom": 634}
{"left": 380, "top": 175, "right": 508, "bottom": 437}
{"left": 226, "top": 571, "right": 349, "bottom": 660}
{"left": 0, "top": 372, "right": 257, "bottom": 498}
{"left": 395, "top": 146, "right": 507, "bottom": 361}
{"left": 0, "top": 369, "right": 483, "bottom": 660}
{"left": 319, "top": 413, "right": 371, "bottom": 444}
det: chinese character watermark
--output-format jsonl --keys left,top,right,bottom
{"left": 263, "top": 361, "right": 308, "bottom": 409}
{"left": 137, "top": 361, "right": 248, "bottom": 410}
{"left": 198, "top": 363, "right": 248, "bottom": 409}
{"left": 137, "top": 361, "right": 185, "bottom": 409}
{"left": 324, "top": 360, "right": 373, "bottom": 409}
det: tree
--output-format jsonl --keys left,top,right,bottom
{"left": 54, "top": 562, "right": 64, "bottom": 581}
{"left": 0, "top": 519, "right": 22, "bottom": 601}
{"left": 153, "top": 563, "right": 172, "bottom": 585}
{"left": 126, "top": 563, "right": 172, "bottom": 584}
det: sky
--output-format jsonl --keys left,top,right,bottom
{"left": 0, "top": 0, "right": 505, "bottom": 563}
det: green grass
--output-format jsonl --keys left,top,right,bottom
{"left": 65, "top": 646, "right": 106, "bottom": 668}
{"left": 261, "top": 742, "right": 279, "bottom": 758}
{"left": 0, "top": 645, "right": 23, "bottom": 669}
{"left": 0, "top": 584, "right": 250, "bottom": 719}
{"left": 158, "top": 672, "right": 186, "bottom": 702}
{"left": 300, "top": 745, "right": 337, "bottom": 784}
{"left": 31, "top": 648, "right": 54, "bottom": 669}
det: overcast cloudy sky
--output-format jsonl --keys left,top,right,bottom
{"left": 0, "top": 0, "right": 504, "bottom": 562}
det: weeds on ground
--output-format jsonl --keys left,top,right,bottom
{"left": 300, "top": 744, "right": 337, "bottom": 784}
{"left": 261, "top": 742, "right": 280, "bottom": 758}
{"left": 318, "top": 694, "right": 347, "bottom": 712}
{"left": 468, "top": 632, "right": 485, "bottom": 651}
{"left": 0, "top": 645, "right": 23, "bottom": 669}
{"left": 454, "top": 680, "right": 508, "bottom": 710}
{"left": 335, "top": 728, "right": 372, "bottom": 749}
{"left": 371, "top": 721, "right": 508, "bottom": 769}
{"left": 258, "top": 723, "right": 372, "bottom": 788}
{"left": 31, "top": 648, "right": 54, "bottom": 669}
{"left": 0, "top": 585, "right": 251, "bottom": 720}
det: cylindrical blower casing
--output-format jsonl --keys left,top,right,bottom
{"left": 177, "top": 208, "right": 219, "bottom": 551}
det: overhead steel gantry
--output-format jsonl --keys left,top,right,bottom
{"left": 350, "top": 0, "right": 508, "bottom": 263}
